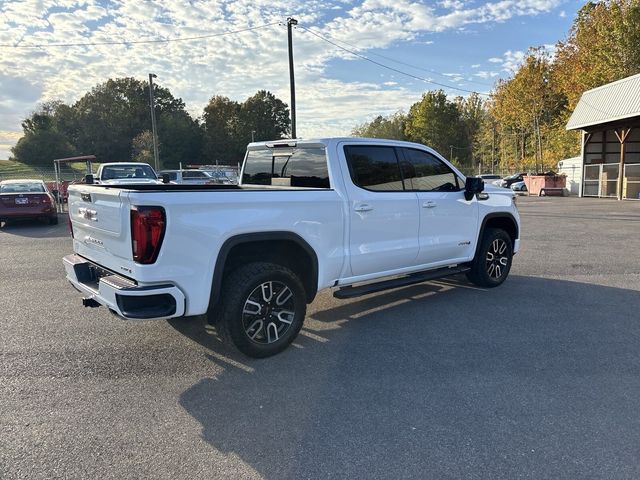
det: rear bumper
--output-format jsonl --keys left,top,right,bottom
{"left": 63, "top": 254, "right": 185, "bottom": 320}
{"left": 0, "top": 207, "right": 56, "bottom": 219}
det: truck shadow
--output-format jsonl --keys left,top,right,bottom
{"left": 173, "top": 275, "right": 640, "bottom": 479}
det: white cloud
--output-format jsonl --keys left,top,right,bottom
{"left": 0, "top": 0, "right": 563, "bottom": 154}
{"left": 471, "top": 64, "right": 481, "bottom": 68}
{"left": 473, "top": 70, "right": 499, "bottom": 79}
{"left": 503, "top": 50, "right": 526, "bottom": 71}
{"left": 443, "top": 73, "right": 465, "bottom": 83}
{"left": 489, "top": 43, "right": 557, "bottom": 74}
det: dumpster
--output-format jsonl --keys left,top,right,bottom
{"left": 524, "top": 174, "right": 566, "bottom": 196}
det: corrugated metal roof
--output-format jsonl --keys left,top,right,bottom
{"left": 566, "top": 72, "right": 640, "bottom": 130}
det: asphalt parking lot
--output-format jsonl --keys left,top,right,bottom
{"left": 1, "top": 196, "right": 640, "bottom": 479}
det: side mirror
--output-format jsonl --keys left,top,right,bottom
{"left": 85, "top": 174, "right": 95, "bottom": 185}
{"left": 464, "top": 177, "right": 484, "bottom": 201}
{"left": 162, "top": 173, "right": 171, "bottom": 184}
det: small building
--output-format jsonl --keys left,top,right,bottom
{"left": 566, "top": 73, "right": 640, "bottom": 200}
{"left": 557, "top": 156, "right": 582, "bottom": 195}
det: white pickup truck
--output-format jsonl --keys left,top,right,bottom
{"left": 94, "top": 162, "right": 160, "bottom": 185}
{"left": 63, "top": 138, "right": 520, "bottom": 357}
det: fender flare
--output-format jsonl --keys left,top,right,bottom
{"left": 475, "top": 213, "right": 519, "bottom": 256}
{"left": 210, "top": 231, "right": 319, "bottom": 306}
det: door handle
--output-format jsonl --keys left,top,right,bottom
{"left": 354, "top": 203, "right": 373, "bottom": 212}
{"left": 422, "top": 201, "right": 437, "bottom": 208}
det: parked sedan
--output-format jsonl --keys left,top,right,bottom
{"left": 499, "top": 173, "right": 525, "bottom": 188}
{"left": 0, "top": 179, "right": 58, "bottom": 226}
{"left": 511, "top": 180, "right": 528, "bottom": 192}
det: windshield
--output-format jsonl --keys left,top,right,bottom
{"left": 0, "top": 183, "right": 45, "bottom": 193}
{"left": 101, "top": 164, "right": 157, "bottom": 180}
{"left": 242, "top": 146, "right": 330, "bottom": 188}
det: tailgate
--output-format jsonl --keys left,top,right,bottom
{"left": 68, "top": 186, "right": 135, "bottom": 272}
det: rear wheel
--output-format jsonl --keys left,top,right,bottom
{"left": 218, "top": 262, "right": 306, "bottom": 358}
{"left": 466, "top": 228, "right": 513, "bottom": 288}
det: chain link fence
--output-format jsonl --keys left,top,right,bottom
{"left": 0, "top": 164, "right": 86, "bottom": 182}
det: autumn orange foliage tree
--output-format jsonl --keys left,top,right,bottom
{"left": 484, "top": 0, "right": 640, "bottom": 172}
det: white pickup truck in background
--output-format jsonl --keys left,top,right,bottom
{"left": 94, "top": 162, "right": 161, "bottom": 185}
{"left": 63, "top": 138, "right": 520, "bottom": 357}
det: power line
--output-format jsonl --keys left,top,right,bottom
{"left": 0, "top": 22, "right": 280, "bottom": 49}
{"left": 300, "top": 29, "right": 495, "bottom": 88}
{"left": 298, "top": 25, "right": 491, "bottom": 96}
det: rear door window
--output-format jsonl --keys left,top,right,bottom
{"left": 344, "top": 145, "right": 404, "bottom": 191}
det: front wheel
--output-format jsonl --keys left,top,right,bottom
{"left": 218, "top": 262, "right": 307, "bottom": 358}
{"left": 466, "top": 228, "right": 513, "bottom": 288}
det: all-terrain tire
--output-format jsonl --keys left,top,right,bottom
{"left": 218, "top": 262, "right": 307, "bottom": 358}
{"left": 465, "top": 228, "right": 513, "bottom": 288}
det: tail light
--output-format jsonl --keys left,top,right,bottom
{"left": 131, "top": 206, "right": 166, "bottom": 264}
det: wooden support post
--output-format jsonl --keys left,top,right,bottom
{"left": 614, "top": 128, "right": 631, "bottom": 200}
{"left": 580, "top": 132, "right": 592, "bottom": 198}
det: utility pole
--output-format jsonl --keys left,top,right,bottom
{"left": 148, "top": 73, "right": 160, "bottom": 171}
{"left": 491, "top": 124, "right": 496, "bottom": 174}
{"left": 450, "top": 145, "right": 454, "bottom": 161}
{"left": 287, "top": 17, "right": 298, "bottom": 139}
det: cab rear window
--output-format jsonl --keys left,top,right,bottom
{"left": 242, "top": 147, "right": 330, "bottom": 188}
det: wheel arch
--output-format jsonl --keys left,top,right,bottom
{"left": 210, "top": 232, "right": 319, "bottom": 310}
{"left": 475, "top": 213, "right": 519, "bottom": 255}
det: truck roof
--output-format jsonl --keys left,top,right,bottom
{"left": 247, "top": 137, "right": 436, "bottom": 150}
{"left": 98, "top": 162, "right": 153, "bottom": 168}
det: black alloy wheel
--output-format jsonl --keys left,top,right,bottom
{"left": 242, "top": 280, "right": 296, "bottom": 345}
{"left": 218, "top": 262, "right": 307, "bottom": 358}
{"left": 466, "top": 228, "right": 513, "bottom": 288}
{"left": 485, "top": 238, "right": 509, "bottom": 280}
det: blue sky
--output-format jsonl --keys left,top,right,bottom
{"left": 0, "top": 0, "right": 583, "bottom": 159}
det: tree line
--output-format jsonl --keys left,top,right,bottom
{"left": 11, "top": 78, "right": 290, "bottom": 168}
{"left": 353, "top": 0, "right": 640, "bottom": 174}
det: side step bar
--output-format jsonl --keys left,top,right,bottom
{"left": 333, "top": 266, "right": 470, "bottom": 299}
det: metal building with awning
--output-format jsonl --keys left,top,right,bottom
{"left": 566, "top": 72, "right": 640, "bottom": 200}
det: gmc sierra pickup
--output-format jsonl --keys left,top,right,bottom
{"left": 63, "top": 138, "right": 520, "bottom": 357}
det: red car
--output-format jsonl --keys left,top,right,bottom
{"left": 0, "top": 179, "right": 59, "bottom": 226}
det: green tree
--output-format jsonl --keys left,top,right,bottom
{"left": 554, "top": 0, "right": 640, "bottom": 109}
{"left": 11, "top": 101, "right": 76, "bottom": 166}
{"left": 352, "top": 112, "right": 408, "bottom": 140}
{"left": 131, "top": 130, "right": 154, "bottom": 164}
{"left": 238, "top": 90, "right": 290, "bottom": 143}
{"left": 158, "top": 112, "right": 203, "bottom": 168}
{"left": 201, "top": 90, "right": 290, "bottom": 165}
{"left": 202, "top": 95, "right": 242, "bottom": 164}
{"left": 405, "top": 90, "right": 468, "bottom": 164}
{"left": 72, "top": 77, "right": 201, "bottom": 167}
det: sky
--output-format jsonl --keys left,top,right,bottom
{"left": 0, "top": 0, "right": 582, "bottom": 159}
